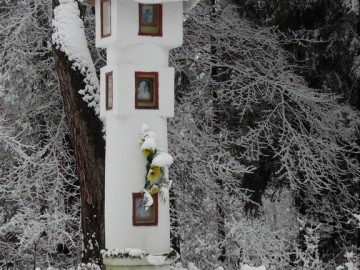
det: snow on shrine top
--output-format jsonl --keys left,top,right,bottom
{"left": 84, "top": 0, "right": 200, "bottom": 11}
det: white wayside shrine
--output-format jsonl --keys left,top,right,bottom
{"left": 86, "top": 0, "right": 199, "bottom": 269}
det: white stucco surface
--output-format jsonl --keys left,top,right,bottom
{"left": 107, "top": 45, "right": 170, "bottom": 66}
{"left": 100, "top": 64, "right": 174, "bottom": 118}
{"left": 105, "top": 115, "right": 171, "bottom": 254}
{"left": 96, "top": 0, "right": 183, "bottom": 48}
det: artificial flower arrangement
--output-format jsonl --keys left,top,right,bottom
{"left": 139, "top": 123, "right": 173, "bottom": 206}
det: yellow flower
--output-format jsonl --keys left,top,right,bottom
{"left": 147, "top": 166, "right": 161, "bottom": 181}
{"left": 149, "top": 185, "right": 159, "bottom": 195}
{"left": 142, "top": 149, "right": 152, "bottom": 156}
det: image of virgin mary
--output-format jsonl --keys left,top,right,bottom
{"left": 141, "top": 5, "right": 154, "bottom": 24}
{"left": 137, "top": 80, "right": 151, "bottom": 101}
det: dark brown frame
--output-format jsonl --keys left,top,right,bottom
{"left": 135, "top": 71, "right": 159, "bottom": 110}
{"left": 100, "top": 0, "right": 111, "bottom": 38}
{"left": 105, "top": 71, "right": 113, "bottom": 110}
{"left": 132, "top": 192, "right": 158, "bottom": 226}
{"left": 138, "top": 4, "right": 162, "bottom": 36}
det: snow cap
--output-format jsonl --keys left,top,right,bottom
{"left": 151, "top": 153, "right": 173, "bottom": 167}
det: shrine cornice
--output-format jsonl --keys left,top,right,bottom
{"left": 84, "top": 0, "right": 200, "bottom": 11}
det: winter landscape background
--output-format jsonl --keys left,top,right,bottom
{"left": 1, "top": 0, "right": 360, "bottom": 269}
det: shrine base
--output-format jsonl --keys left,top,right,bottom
{"left": 104, "top": 258, "right": 171, "bottom": 270}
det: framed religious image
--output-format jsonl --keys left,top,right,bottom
{"left": 135, "top": 72, "right": 159, "bottom": 110}
{"left": 105, "top": 71, "right": 113, "bottom": 110}
{"left": 132, "top": 192, "right": 158, "bottom": 226}
{"left": 140, "top": 5, "right": 156, "bottom": 26}
{"left": 138, "top": 4, "right": 162, "bottom": 36}
{"left": 101, "top": 0, "right": 111, "bottom": 38}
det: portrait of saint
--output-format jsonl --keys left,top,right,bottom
{"left": 137, "top": 80, "right": 151, "bottom": 101}
{"left": 135, "top": 72, "right": 158, "bottom": 109}
{"left": 132, "top": 193, "right": 158, "bottom": 226}
{"left": 138, "top": 4, "right": 162, "bottom": 36}
{"left": 135, "top": 198, "right": 151, "bottom": 219}
{"left": 141, "top": 5, "right": 155, "bottom": 25}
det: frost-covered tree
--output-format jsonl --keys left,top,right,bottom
{"left": 0, "top": 0, "right": 81, "bottom": 268}
{"left": 2, "top": 0, "right": 360, "bottom": 269}
{"left": 169, "top": 1, "right": 360, "bottom": 268}
{"left": 235, "top": 0, "right": 360, "bottom": 109}
{"left": 236, "top": 0, "right": 360, "bottom": 257}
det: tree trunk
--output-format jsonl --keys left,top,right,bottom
{"left": 52, "top": 0, "right": 105, "bottom": 264}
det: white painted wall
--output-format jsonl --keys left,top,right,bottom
{"left": 105, "top": 114, "right": 171, "bottom": 254}
{"left": 107, "top": 45, "right": 169, "bottom": 66}
{"left": 95, "top": 0, "right": 183, "bottom": 49}
{"left": 100, "top": 64, "right": 174, "bottom": 118}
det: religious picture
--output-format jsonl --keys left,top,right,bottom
{"left": 101, "top": 0, "right": 111, "bottom": 37}
{"left": 135, "top": 72, "right": 159, "bottom": 109}
{"left": 132, "top": 193, "right": 158, "bottom": 226}
{"left": 105, "top": 72, "right": 113, "bottom": 110}
{"left": 140, "top": 5, "right": 155, "bottom": 25}
{"left": 137, "top": 80, "right": 151, "bottom": 101}
{"left": 135, "top": 198, "right": 151, "bottom": 218}
{"left": 138, "top": 4, "right": 162, "bottom": 36}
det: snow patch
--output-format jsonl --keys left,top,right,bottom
{"left": 128, "top": 248, "right": 146, "bottom": 257}
{"left": 140, "top": 123, "right": 157, "bottom": 151}
{"left": 353, "top": 213, "right": 360, "bottom": 224}
{"left": 343, "top": 0, "right": 360, "bottom": 14}
{"left": 146, "top": 255, "right": 167, "bottom": 265}
{"left": 101, "top": 248, "right": 147, "bottom": 259}
{"left": 187, "top": 263, "right": 200, "bottom": 270}
{"left": 141, "top": 137, "right": 157, "bottom": 152}
{"left": 152, "top": 152, "right": 174, "bottom": 167}
{"left": 142, "top": 189, "right": 154, "bottom": 207}
{"left": 241, "top": 265, "right": 266, "bottom": 270}
{"left": 52, "top": 0, "right": 100, "bottom": 114}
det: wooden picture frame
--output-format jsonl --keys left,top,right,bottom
{"left": 132, "top": 192, "right": 158, "bottom": 226}
{"left": 101, "top": 0, "right": 111, "bottom": 38}
{"left": 138, "top": 4, "right": 162, "bottom": 36}
{"left": 135, "top": 72, "right": 159, "bottom": 110}
{"left": 105, "top": 71, "right": 113, "bottom": 110}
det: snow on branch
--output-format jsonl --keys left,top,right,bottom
{"left": 52, "top": 0, "right": 100, "bottom": 114}
{"left": 173, "top": 3, "right": 360, "bottom": 205}
{"left": 169, "top": 3, "right": 360, "bottom": 267}
{"left": 343, "top": 0, "right": 360, "bottom": 14}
